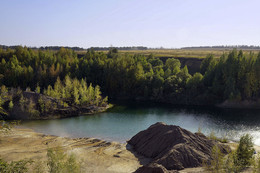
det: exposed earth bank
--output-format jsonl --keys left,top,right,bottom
{"left": 0, "top": 128, "right": 143, "bottom": 173}
{"left": 1, "top": 124, "right": 260, "bottom": 173}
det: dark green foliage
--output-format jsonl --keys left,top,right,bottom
{"left": 0, "top": 96, "right": 5, "bottom": 116}
{"left": 200, "top": 54, "right": 216, "bottom": 75}
{"left": 0, "top": 47, "right": 260, "bottom": 106}
{"left": 199, "top": 49, "right": 260, "bottom": 104}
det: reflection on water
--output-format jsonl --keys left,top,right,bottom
{"left": 21, "top": 101, "right": 260, "bottom": 145}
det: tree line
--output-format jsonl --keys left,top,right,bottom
{"left": 182, "top": 45, "right": 260, "bottom": 50}
{"left": 0, "top": 46, "right": 260, "bottom": 106}
{"left": 90, "top": 46, "right": 148, "bottom": 51}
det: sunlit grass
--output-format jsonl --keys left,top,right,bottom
{"left": 78, "top": 49, "right": 260, "bottom": 59}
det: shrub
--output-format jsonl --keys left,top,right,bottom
{"left": 47, "top": 147, "right": 81, "bottom": 173}
{"left": 223, "top": 151, "right": 240, "bottom": 173}
{"left": 204, "top": 145, "right": 225, "bottom": 172}
{"left": 0, "top": 158, "right": 32, "bottom": 173}
{"left": 204, "top": 134, "right": 255, "bottom": 173}
{"left": 234, "top": 134, "right": 254, "bottom": 168}
{"left": 0, "top": 120, "right": 20, "bottom": 134}
{"left": 208, "top": 130, "right": 217, "bottom": 141}
{"left": 253, "top": 154, "right": 260, "bottom": 173}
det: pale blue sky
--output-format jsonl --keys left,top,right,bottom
{"left": 1, "top": 0, "right": 260, "bottom": 48}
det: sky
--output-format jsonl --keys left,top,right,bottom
{"left": 1, "top": 0, "right": 260, "bottom": 48}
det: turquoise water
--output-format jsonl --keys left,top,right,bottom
{"left": 21, "top": 102, "right": 260, "bottom": 145}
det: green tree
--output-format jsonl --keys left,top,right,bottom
{"left": 35, "top": 83, "right": 41, "bottom": 94}
{"left": 94, "top": 85, "right": 102, "bottom": 105}
{"left": 19, "top": 94, "right": 26, "bottom": 111}
{"left": 73, "top": 86, "right": 79, "bottom": 105}
{"left": 235, "top": 134, "right": 254, "bottom": 168}
{"left": 165, "top": 58, "right": 181, "bottom": 75}
{"left": 187, "top": 72, "right": 203, "bottom": 91}
{"left": 8, "top": 100, "right": 14, "bottom": 111}
{"left": 0, "top": 95, "right": 6, "bottom": 116}
{"left": 200, "top": 54, "right": 216, "bottom": 74}
{"left": 205, "top": 145, "right": 225, "bottom": 173}
{"left": 64, "top": 75, "right": 72, "bottom": 98}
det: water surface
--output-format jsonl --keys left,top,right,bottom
{"left": 21, "top": 102, "right": 260, "bottom": 145}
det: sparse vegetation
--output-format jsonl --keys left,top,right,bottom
{"left": 208, "top": 131, "right": 218, "bottom": 141}
{"left": 0, "top": 120, "right": 20, "bottom": 134}
{"left": 204, "top": 134, "right": 255, "bottom": 172}
{"left": 0, "top": 146, "right": 81, "bottom": 173}
{"left": 47, "top": 147, "right": 81, "bottom": 173}
{"left": 207, "top": 130, "right": 229, "bottom": 143}
{"left": 253, "top": 154, "right": 260, "bottom": 173}
{"left": 204, "top": 145, "right": 225, "bottom": 173}
{"left": 234, "top": 134, "right": 254, "bottom": 168}
{"left": 0, "top": 157, "right": 32, "bottom": 173}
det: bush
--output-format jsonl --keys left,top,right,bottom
{"left": 203, "top": 145, "right": 225, "bottom": 172}
{"left": 0, "top": 158, "right": 32, "bottom": 173}
{"left": 208, "top": 131, "right": 217, "bottom": 141}
{"left": 253, "top": 154, "right": 260, "bottom": 173}
{"left": 47, "top": 147, "right": 81, "bottom": 173}
{"left": 234, "top": 134, "right": 254, "bottom": 168}
{"left": 0, "top": 120, "right": 20, "bottom": 134}
{"left": 204, "top": 134, "right": 255, "bottom": 173}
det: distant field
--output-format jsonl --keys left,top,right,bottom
{"left": 118, "top": 49, "right": 260, "bottom": 59}
{"left": 78, "top": 48, "right": 260, "bottom": 59}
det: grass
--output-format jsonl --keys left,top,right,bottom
{"left": 78, "top": 48, "right": 260, "bottom": 59}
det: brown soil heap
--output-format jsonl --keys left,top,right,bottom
{"left": 128, "top": 122, "right": 230, "bottom": 171}
{"left": 135, "top": 163, "right": 178, "bottom": 173}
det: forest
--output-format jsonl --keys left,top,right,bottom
{"left": 0, "top": 46, "right": 260, "bottom": 113}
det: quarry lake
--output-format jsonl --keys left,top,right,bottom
{"left": 21, "top": 102, "right": 260, "bottom": 145}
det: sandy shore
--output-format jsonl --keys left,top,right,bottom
{"left": 0, "top": 128, "right": 149, "bottom": 173}
{"left": 1, "top": 128, "right": 260, "bottom": 173}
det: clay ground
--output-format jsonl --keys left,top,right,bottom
{"left": 1, "top": 128, "right": 259, "bottom": 173}
{"left": 0, "top": 128, "right": 148, "bottom": 173}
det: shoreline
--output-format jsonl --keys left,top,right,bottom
{"left": 17, "top": 123, "right": 260, "bottom": 147}
{"left": 0, "top": 128, "right": 145, "bottom": 173}
{"left": 1, "top": 127, "right": 260, "bottom": 173}
{"left": 17, "top": 125, "right": 128, "bottom": 144}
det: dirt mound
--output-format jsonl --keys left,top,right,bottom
{"left": 134, "top": 163, "right": 178, "bottom": 173}
{"left": 128, "top": 122, "right": 230, "bottom": 171}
